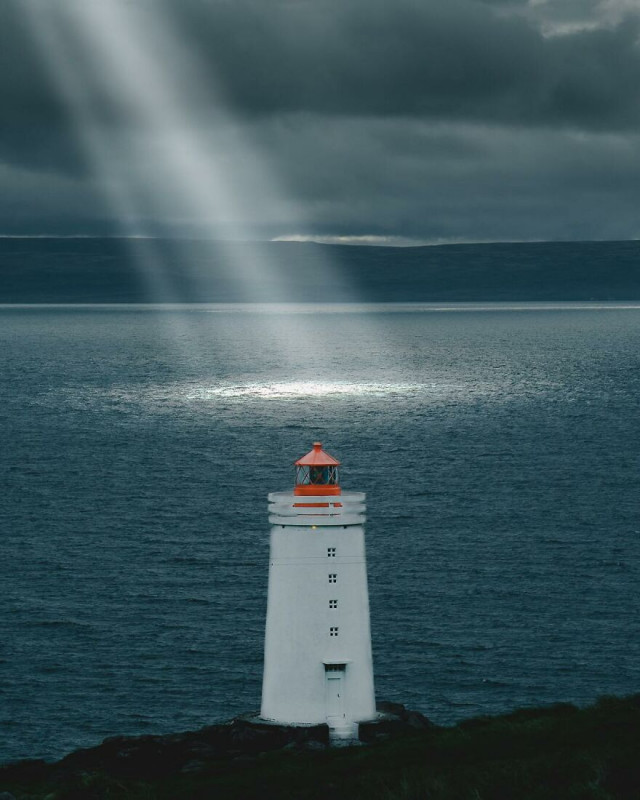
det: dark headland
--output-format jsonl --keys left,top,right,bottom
{"left": 0, "top": 239, "right": 639, "bottom": 303}
{"left": 2, "top": 695, "right": 639, "bottom": 799}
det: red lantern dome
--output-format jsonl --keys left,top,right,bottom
{"left": 293, "top": 442, "right": 341, "bottom": 496}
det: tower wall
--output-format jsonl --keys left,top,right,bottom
{"left": 260, "top": 492, "right": 375, "bottom": 729}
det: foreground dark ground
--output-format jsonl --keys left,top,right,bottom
{"left": 2, "top": 695, "right": 639, "bottom": 800}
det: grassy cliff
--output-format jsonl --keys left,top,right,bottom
{"left": 1, "top": 695, "right": 639, "bottom": 800}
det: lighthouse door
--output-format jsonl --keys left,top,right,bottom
{"left": 325, "top": 671, "right": 345, "bottom": 724}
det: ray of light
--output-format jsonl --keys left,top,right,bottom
{"left": 20, "top": 0, "right": 206, "bottom": 365}
{"left": 45, "top": 0, "right": 351, "bottom": 297}
{"left": 19, "top": 0, "right": 380, "bottom": 373}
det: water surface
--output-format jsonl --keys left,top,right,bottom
{"left": 1, "top": 303, "right": 639, "bottom": 762}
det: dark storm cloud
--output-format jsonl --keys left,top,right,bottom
{"left": 0, "top": 3, "right": 86, "bottom": 173}
{"left": 1, "top": 0, "right": 639, "bottom": 168}
{"left": 2, "top": 0, "right": 640, "bottom": 145}
{"left": 252, "top": 116, "right": 640, "bottom": 241}
{"left": 164, "top": 0, "right": 640, "bottom": 129}
{"left": 1, "top": 0, "right": 639, "bottom": 241}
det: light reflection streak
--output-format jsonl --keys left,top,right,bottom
{"left": 39, "top": 371, "right": 563, "bottom": 412}
{"left": 188, "top": 382, "right": 415, "bottom": 399}
{"left": 185, "top": 381, "right": 441, "bottom": 400}
{"left": 100, "top": 378, "right": 538, "bottom": 405}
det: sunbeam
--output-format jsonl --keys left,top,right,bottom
{"left": 19, "top": 1, "right": 208, "bottom": 366}
{"left": 19, "top": 0, "right": 379, "bottom": 373}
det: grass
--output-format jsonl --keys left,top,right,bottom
{"left": 2, "top": 695, "right": 639, "bottom": 800}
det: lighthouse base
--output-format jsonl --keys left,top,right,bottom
{"left": 254, "top": 715, "right": 361, "bottom": 746}
{"left": 328, "top": 720, "right": 359, "bottom": 743}
{"left": 248, "top": 704, "right": 432, "bottom": 747}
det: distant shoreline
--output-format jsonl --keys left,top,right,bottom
{"left": 1, "top": 235, "right": 638, "bottom": 246}
{"left": 1, "top": 238, "right": 639, "bottom": 304}
{"left": 2, "top": 301, "right": 640, "bottom": 310}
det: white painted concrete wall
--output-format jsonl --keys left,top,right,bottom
{"left": 260, "top": 492, "right": 376, "bottom": 732}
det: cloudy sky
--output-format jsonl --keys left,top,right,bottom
{"left": 1, "top": 0, "right": 639, "bottom": 243}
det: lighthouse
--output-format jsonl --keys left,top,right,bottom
{"left": 260, "top": 442, "right": 376, "bottom": 740}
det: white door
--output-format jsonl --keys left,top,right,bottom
{"left": 326, "top": 673, "right": 345, "bottom": 723}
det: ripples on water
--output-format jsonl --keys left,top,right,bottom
{"left": 1, "top": 303, "right": 639, "bottom": 762}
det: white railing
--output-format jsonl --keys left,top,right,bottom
{"left": 268, "top": 491, "right": 366, "bottom": 527}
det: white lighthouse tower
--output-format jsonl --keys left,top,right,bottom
{"left": 260, "top": 442, "right": 376, "bottom": 740}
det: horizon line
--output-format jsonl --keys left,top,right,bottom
{"left": 0, "top": 234, "right": 638, "bottom": 249}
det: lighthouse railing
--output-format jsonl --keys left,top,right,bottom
{"left": 268, "top": 491, "right": 366, "bottom": 526}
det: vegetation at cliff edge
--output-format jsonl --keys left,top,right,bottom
{"left": 1, "top": 695, "right": 639, "bottom": 800}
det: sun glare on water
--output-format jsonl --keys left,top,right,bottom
{"left": 185, "top": 381, "right": 419, "bottom": 400}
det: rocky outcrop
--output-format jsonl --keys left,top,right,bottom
{"left": 0, "top": 704, "right": 431, "bottom": 789}
{"left": 358, "top": 701, "right": 435, "bottom": 743}
{"left": 0, "top": 717, "right": 329, "bottom": 786}
{"left": 4, "top": 697, "right": 638, "bottom": 800}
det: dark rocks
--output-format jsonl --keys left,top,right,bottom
{"left": 180, "top": 759, "right": 207, "bottom": 774}
{"left": 0, "top": 716, "right": 330, "bottom": 788}
{"left": 358, "top": 701, "right": 435, "bottom": 743}
{"left": 376, "top": 701, "right": 407, "bottom": 716}
{"left": 403, "top": 709, "right": 434, "bottom": 729}
{"left": 0, "top": 760, "right": 50, "bottom": 786}
{"left": 0, "top": 705, "right": 429, "bottom": 791}
{"left": 231, "top": 717, "right": 329, "bottom": 752}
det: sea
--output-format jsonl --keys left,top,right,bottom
{"left": 1, "top": 301, "right": 639, "bottom": 763}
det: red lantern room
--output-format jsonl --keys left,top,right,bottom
{"left": 294, "top": 442, "right": 341, "bottom": 496}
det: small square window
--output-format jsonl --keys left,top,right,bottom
{"left": 328, "top": 573, "right": 337, "bottom": 583}
{"left": 329, "top": 627, "right": 339, "bottom": 637}
{"left": 327, "top": 547, "right": 336, "bottom": 557}
{"left": 329, "top": 599, "right": 338, "bottom": 609}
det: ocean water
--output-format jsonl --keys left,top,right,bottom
{"left": 1, "top": 302, "right": 639, "bottom": 763}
